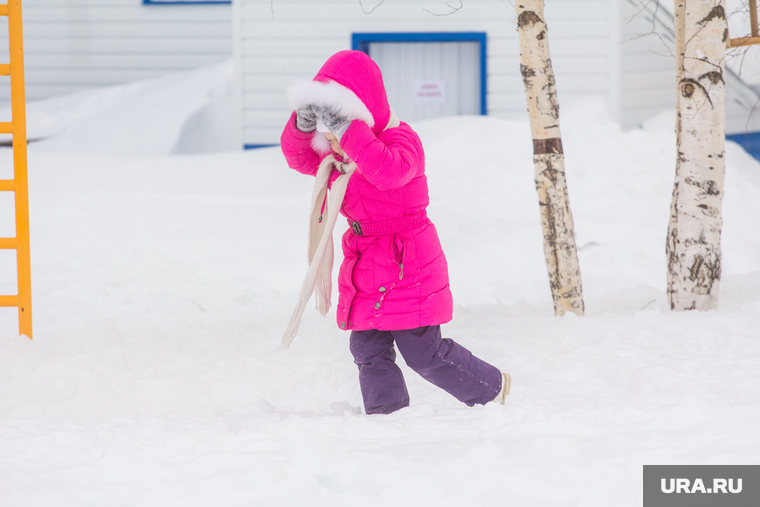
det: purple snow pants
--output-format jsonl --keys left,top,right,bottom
{"left": 349, "top": 325, "right": 502, "bottom": 414}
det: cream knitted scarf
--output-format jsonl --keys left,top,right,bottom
{"left": 281, "top": 111, "right": 400, "bottom": 349}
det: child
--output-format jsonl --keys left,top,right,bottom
{"left": 281, "top": 50, "right": 510, "bottom": 414}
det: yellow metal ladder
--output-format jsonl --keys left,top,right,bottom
{"left": 727, "top": 0, "right": 760, "bottom": 47}
{"left": 0, "top": 0, "right": 32, "bottom": 338}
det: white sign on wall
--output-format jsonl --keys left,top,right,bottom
{"left": 413, "top": 80, "right": 446, "bottom": 104}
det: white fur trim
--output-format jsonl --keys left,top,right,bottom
{"left": 287, "top": 80, "right": 375, "bottom": 129}
{"left": 311, "top": 132, "right": 332, "bottom": 155}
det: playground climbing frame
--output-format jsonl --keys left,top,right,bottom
{"left": 0, "top": 0, "right": 33, "bottom": 338}
{"left": 728, "top": 0, "right": 760, "bottom": 47}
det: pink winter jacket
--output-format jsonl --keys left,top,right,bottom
{"left": 281, "top": 50, "right": 453, "bottom": 331}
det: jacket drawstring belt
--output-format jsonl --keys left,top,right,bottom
{"left": 348, "top": 210, "right": 429, "bottom": 237}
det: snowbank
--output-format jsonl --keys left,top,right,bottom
{"left": 0, "top": 70, "right": 758, "bottom": 506}
{"left": 0, "top": 61, "right": 238, "bottom": 156}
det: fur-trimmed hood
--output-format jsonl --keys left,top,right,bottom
{"left": 287, "top": 50, "right": 391, "bottom": 154}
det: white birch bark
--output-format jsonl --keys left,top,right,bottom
{"left": 667, "top": 0, "right": 727, "bottom": 311}
{"left": 516, "top": 0, "right": 585, "bottom": 316}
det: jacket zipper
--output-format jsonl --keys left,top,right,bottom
{"left": 393, "top": 234, "right": 405, "bottom": 280}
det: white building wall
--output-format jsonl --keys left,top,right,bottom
{"left": 236, "top": 0, "right": 611, "bottom": 147}
{"left": 725, "top": 72, "right": 760, "bottom": 135}
{"left": 618, "top": 0, "right": 760, "bottom": 133}
{"left": 618, "top": 0, "right": 675, "bottom": 129}
{"left": 0, "top": 0, "right": 232, "bottom": 105}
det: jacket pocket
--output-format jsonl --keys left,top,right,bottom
{"left": 373, "top": 233, "right": 419, "bottom": 290}
{"left": 394, "top": 232, "right": 419, "bottom": 278}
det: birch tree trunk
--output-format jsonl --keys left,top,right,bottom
{"left": 667, "top": 0, "right": 727, "bottom": 311}
{"left": 516, "top": 0, "right": 585, "bottom": 316}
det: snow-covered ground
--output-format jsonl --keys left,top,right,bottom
{"left": 0, "top": 67, "right": 759, "bottom": 506}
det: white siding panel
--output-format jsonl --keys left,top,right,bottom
{"left": 622, "top": 53, "right": 676, "bottom": 73}
{"left": 22, "top": 68, "right": 218, "bottom": 85}
{"left": 25, "top": 22, "right": 231, "bottom": 40}
{"left": 244, "top": 2, "right": 608, "bottom": 22}
{"left": 622, "top": 88, "right": 673, "bottom": 108}
{"left": 240, "top": 20, "right": 610, "bottom": 40}
{"left": 489, "top": 37, "right": 609, "bottom": 58}
{"left": 0, "top": 3, "right": 232, "bottom": 106}
{"left": 22, "top": 0, "right": 209, "bottom": 5}
{"left": 25, "top": 54, "right": 228, "bottom": 71}
{"left": 24, "top": 5, "right": 231, "bottom": 23}
{"left": 618, "top": 0, "right": 760, "bottom": 133}
{"left": 242, "top": 75, "right": 303, "bottom": 93}
{"left": 0, "top": 16, "right": 7, "bottom": 65}
{"left": 243, "top": 127, "right": 284, "bottom": 143}
{"left": 243, "top": 92, "right": 290, "bottom": 111}
{"left": 618, "top": 0, "right": 676, "bottom": 128}
{"left": 25, "top": 38, "right": 231, "bottom": 55}
{"left": 237, "top": 0, "right": 611, "bottom": 146}
{"left": 0, "top": 76, "right": 9, "bottom": 122}
{"left": 242, "top": 38, "right": 347, "bottom": 57}
{"left": 621, "top": 70, "right": 674, "bottom": 91}
{"left": 243, "top": 110, "right": 291, "bottom": 127}
{"left": 726, "top": 80, "right": 760, "bottom": 133}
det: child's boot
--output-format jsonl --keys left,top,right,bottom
{"left": 492, "top": 372, "right": 511, "bottom": 404}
